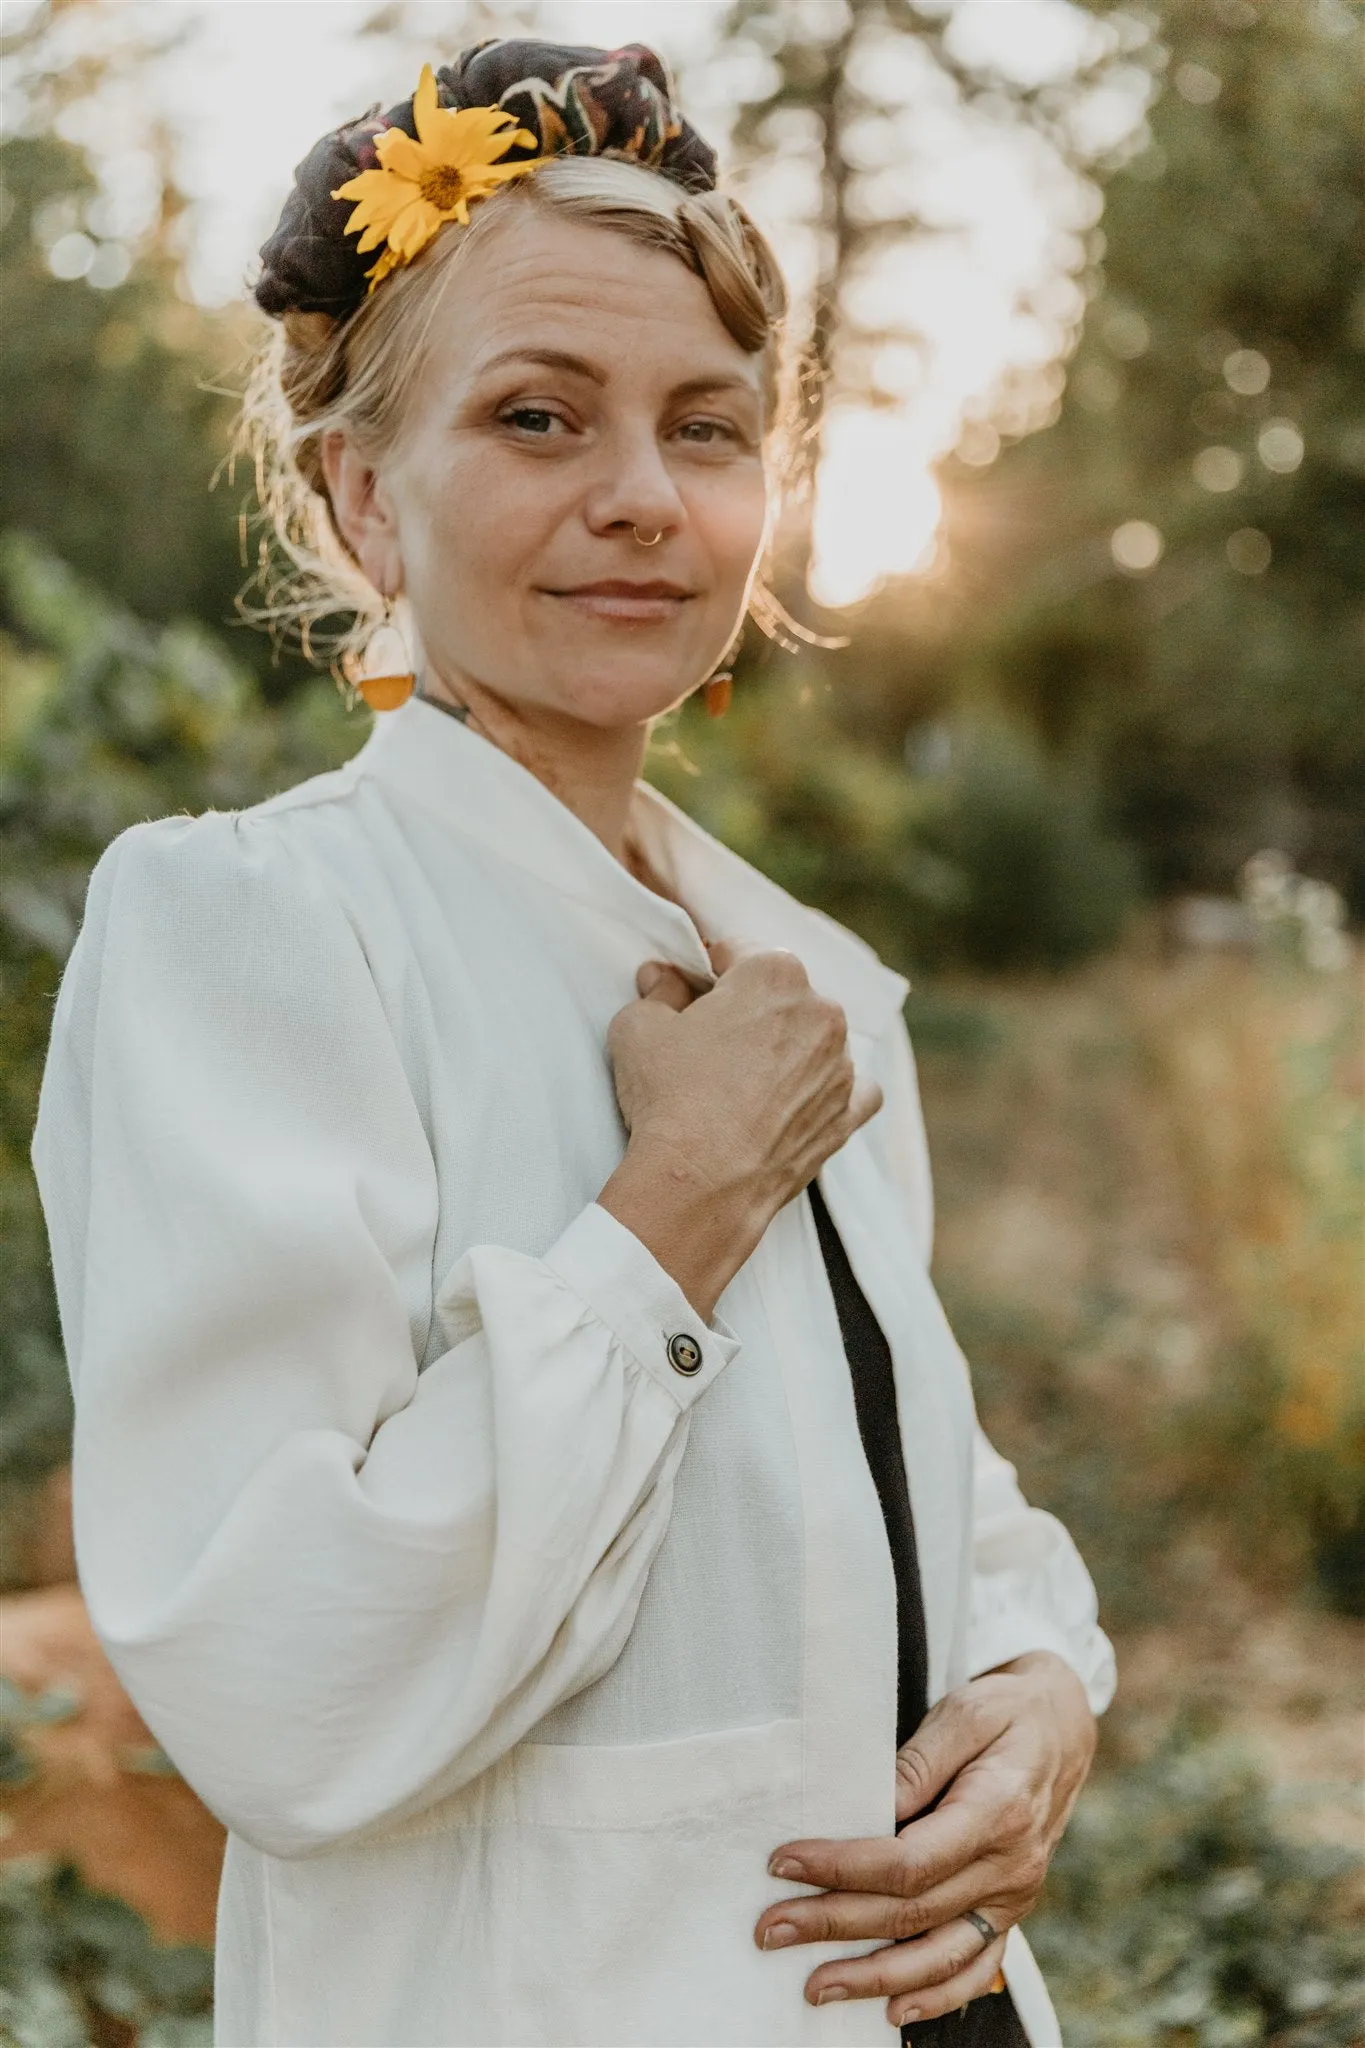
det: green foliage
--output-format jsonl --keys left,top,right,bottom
{"left": 906, "top": 716, "right": 1142, "bottom": 971}
{"left": 0, "top": 1860, "right": 212, "bottom": 2048}
{"left": 0, "top": 534, "right": 361, "bottom": 1575}
{"left": 649, "top": 679, "right": 958, "bottom": 976}
{"left": 650, "top": 691, "right": 1139, "bottom": 976}
{"left": 0, "top": 131, "right": 256, "bottom": 664}
{"left": 1032, "top": 1727, "right": 1365, "bottom": 2045}
{"left": 964, "top": 0, "right": 1365, "bottom": 909}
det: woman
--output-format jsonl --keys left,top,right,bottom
{"left": 31, "top": 38, "right": 1114, "bottom": 2048}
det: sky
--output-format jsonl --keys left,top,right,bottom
{"left": 18, "top": 0, "right": 1148, "bottom": 607}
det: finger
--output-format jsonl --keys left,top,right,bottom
{"left": 888, "top": 1932, "right": 1011, "bottom": 2027}
{"left": 800, "top": 1912, "right": 1011, "bottom": 2011}
{"left": 755, "top": 1855, "right": 1006, "bottom": 1950}
{"left": 895, "top": 1692, "right": 1013, "bottom": 1825}
{"left": 635, "top": 960, "right": 695, "bottom": 1009}
{"left": 708, "top": 938, "right": 806, "bottom": 984}
{"left": 757, "top": 1887, "right": 919, "bottom": 1951}
{"left": 845, "top": 1079, "right": 884, "bottom": 1133}
{"left": 705, "top": 936, "right": 751, "bottom": 974}
{"left": 890, "top": 1801, "right": 1004, "bottom": 1895}
{"left": 767, "top": 1805, "right": 991, "bottom": 1901}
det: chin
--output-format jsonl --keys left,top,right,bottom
{"left": 551, "top": 663, "right": 705, "bottom": 730}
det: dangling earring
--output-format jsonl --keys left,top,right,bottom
{"left": 704, "top": 669, "right": 733, "bottom": 718}
{"left": 352, "top": 596, "right": 416, "bottom": 712}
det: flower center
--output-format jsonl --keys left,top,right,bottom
{"left": 420, "top": 163, "right": 465, "bottom": 210}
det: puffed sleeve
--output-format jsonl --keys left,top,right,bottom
{"left": 876, "top": 1022, "right": 1116, "bottom": 1715}
{"left": 30, "top": 811, "right": 738, "bottom": 1859}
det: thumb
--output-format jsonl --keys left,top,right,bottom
{"left": 636, "top": 960, "right": 695, "bottom": 1011}
{"left": 894, "top": 1690, "right": 1011, "bottom": 1826}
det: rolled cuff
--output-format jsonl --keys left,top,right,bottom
{"left": 542, "top": 1201, "right": 740, "bottom": 1410}
{"left": 966, "top": 1612, "right": 1117, "bottom": 1717}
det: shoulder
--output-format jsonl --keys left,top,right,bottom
{"left": 87, "top": 735, "right": 376, "bottom": 908}
{"left": 76, "top": 800, "right": 375, "bottom": 1016}
{"left": 88, "top": 806, "right": 321, "bottom": 928}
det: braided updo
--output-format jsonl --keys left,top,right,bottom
{"left": 237, "top": 39, "right": 796, "bottom": 677}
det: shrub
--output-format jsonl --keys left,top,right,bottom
{"left": 650, "top": 690, "right": 1142, "bottom": 977}
{"left": 0, "top": 1859, "right": 212, "bottom": 2048}
{"left": 1032, "top": 1726, "right": 1365, "bottom": 2046}
{"left": 908, "top": 716, "right": 1143, "bottom": 973}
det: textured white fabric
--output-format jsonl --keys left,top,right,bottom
{"left": 31, "top": 697, "right": 1114, "bottom": 2047}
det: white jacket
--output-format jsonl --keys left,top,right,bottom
{"left": 32, "top": 696, "right": 1114, "bottom": 2048}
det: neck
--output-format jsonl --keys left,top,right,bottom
{"left": 421, "top": 664, "right": 649, "bottom": 865}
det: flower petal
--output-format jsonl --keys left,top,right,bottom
{"left": 469, "top": 158, "right": 545, "bottom": 190}
{"left": 373, "top": 127, "right": 427, "bottom": 182}
{"left": 387, "top": 197, "right": 444, "bottom": 261}
{"left": 334, "top": 171, "right": 419, "bottom": 249}
{"left": 331, "top": 166, "right": 391, "bottom": 207}
{"left": 411, "top": 64, "right": 440, "bottom": 146}
{"left": 429, "top": 105, "right": 525, "bottom": 169}
{"left": 364, "top": 245, "right": 404, "bottom": 294}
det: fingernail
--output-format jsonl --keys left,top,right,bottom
{"left": 814, "top": 1986, "right": 849, "bottom": 2005}
{"left": 761, "top": 1921, "right": 798, "bottom": 1949}
{"left": 768, "top": 1856, "right": 804, "bottom": 1880}
{"left": 637, "top": 962, "right": 663, "bottom": 994}
{"left": 893, "top": 2008, "right": 922, "bottom": 2026}
{"left": 990, "top": 1970, "right": 1007, "bottom": 1994}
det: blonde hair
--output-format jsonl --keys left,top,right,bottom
{"left": 237, "top": 153, "right": 802, "bottom": 679}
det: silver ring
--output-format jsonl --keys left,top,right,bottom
{"left": 962, "top": 1909, "right": 998, "bottom": 1956}
{"left": 632, "top": 526, "right": 663, "bottom": 546}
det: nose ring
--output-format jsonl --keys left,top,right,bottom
{"left": 632, "top": 526, "right": 663, "bottom": 546}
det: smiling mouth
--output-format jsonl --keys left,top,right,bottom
{"left": 544, "top": 580, "right": 696, "bottom": 620}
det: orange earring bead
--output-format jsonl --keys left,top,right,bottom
{"left": 704, "top": 671, "right": 733, "bottom": 718}
{"left": 357, "top": 672, "right": 415, "bottom": 712}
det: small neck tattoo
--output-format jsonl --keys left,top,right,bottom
{"left": 415, "top": 677, "right": 472, "bottom": 726}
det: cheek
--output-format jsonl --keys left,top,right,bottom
{"left": 401, "top": 450, "right": 546, "bottom": 614}
{"left": 691, "top": 469, "right": 769, "bottom": 591}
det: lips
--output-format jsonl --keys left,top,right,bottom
{"left": 545, "top": 578, "right": 696, "bottom": 621}
{"left": 553, "top": 580, "right": 693, "bottom": 599}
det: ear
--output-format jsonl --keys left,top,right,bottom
{"left": 321, "top": 429, "right": 403, "bottom": 597}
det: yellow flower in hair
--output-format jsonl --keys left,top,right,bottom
{"left": 332, "top": 65, "right": 546, "bottom": 292}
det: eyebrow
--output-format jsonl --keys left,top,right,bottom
{"left": 475, "top": 345, "right": 758, "bottom": 402}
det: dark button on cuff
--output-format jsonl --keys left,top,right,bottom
{"left": 666, "top": 1331, "right": 704, "bottom": 1376}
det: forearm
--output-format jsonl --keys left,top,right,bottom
{"left": 597, "top": 1132, "right": 771, "bottom": 1323}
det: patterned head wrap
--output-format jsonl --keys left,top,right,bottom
{"left": 255, "top": 38, "right": 718, "bottom": 322}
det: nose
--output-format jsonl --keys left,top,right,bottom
{"left": 582, "top": 418, "right": 687, "bottom": 545}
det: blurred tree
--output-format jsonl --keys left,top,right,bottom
{"left": 649, "top": 688, "right": 1140, "bottom": 975}
{"left": 0, "top": 126, "right": 260, "bottom": 665}
{"left": 944, "top": 0, "right": 1365, "bottom": 907}
{"left": 0, "top": 0, "right": 323, "bottom": 696}
{"left": 717, "top": 0, "right": 1135, "bottom": 519}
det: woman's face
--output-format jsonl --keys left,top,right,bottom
{"left": 330, "top": 207, "right": 770, "bottom": 732}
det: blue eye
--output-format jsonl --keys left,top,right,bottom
{"left": 679, "top": 419, "right": 736, "bottom": 444}
{"left": 503, "top": 407, "right": 560, "bottom": 435}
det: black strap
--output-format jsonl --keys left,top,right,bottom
{"left": 807, "top": 1183, "right": 1029, "bottom": 2048}
{"left": 808, "top": 1181, "right": 929, "bottom": 1749}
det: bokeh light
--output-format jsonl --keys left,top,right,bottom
{"left": 1111, "top": 519, "right": 1163, "bottom": 571}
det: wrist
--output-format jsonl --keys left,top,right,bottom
{"left": 597, "top": 1131, "right": 770, "bottom": 1323}
{"left": 992, "top": 1651, "right": 1097, "bottom": 1750}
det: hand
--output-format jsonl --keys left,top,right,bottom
{"left": 753, "top": 1651, "right": 1097, "bottom": 2026}
{"left": 598, "top": 943, "right": 882, "bottom": 1320}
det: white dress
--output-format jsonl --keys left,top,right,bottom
{"left": 31, "top": 695, "right": 1114, "bottom": 2047}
